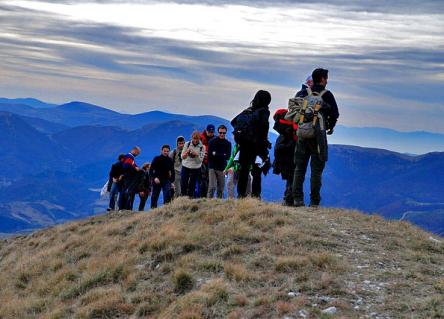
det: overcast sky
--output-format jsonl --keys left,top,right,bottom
{"left": 0, "top": 0, "right": 443, "bottom": 132}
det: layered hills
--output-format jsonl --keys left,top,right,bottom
{"left": 1, "top": 99, "right": 444, "bottom": 236}
{"left": 0, "top": 199, "right": 443, "bottom": 318}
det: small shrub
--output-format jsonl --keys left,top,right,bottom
{"left": 15, "top": 271, "right": 31, "bottom": 289}
{"left": 275, "top": 256, "right": 309, "bottom": 272}
{"left": 138, "top": 243, "right": 149, "bottom": 254}
{"left": 224, "top": 263, "right": 249, "bottom": 282}
{"left": 173, "top": 269, "right": 194, "bottom": 294}
{"left": 276, "top": 301, "right": 295, "bottom": 315}
{"left": 198, "top": 259, "right": 223, "bottom": 273}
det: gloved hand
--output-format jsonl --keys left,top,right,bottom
{"left": 327, "top": 128, "right": 334, "bottom": 135}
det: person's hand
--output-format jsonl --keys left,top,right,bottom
{"left": 139, "top": 191, "right": 145, "bottom": 197}
{"left": 223, "top": 170, "right": 228, "bottom": 176}
{"left": 171, "top": 184, "right": 175, "bottom": 190}
{"left": 154, "top": 178, "right": 160, "bottom": 184}
{"left": 327, "top": 128, "right": 334, "bottom": 135}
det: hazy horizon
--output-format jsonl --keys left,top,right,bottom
{"left": 1, "top": 0, "right": 443, "bottom": 132}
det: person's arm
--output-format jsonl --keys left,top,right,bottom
{"left": 169, "top": 159, "right": 175, "bottom": 183}
{"left": 225, "top": 141, "right": 232, "bottom": 162}
{"left": 324, "top": 91, "right": 339, "bottom": 132}
{"left": 149, "top": 157, "right": 158, "bottom": 179}
{"left": 208, "top": 139, "right": 215, "bottom": 161}
{"left": 224, "top": 144, "right": 237, "bottom": 172}
{"left": 181, "top": 143, "right": 189, "bottom": 159}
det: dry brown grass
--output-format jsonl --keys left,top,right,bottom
{"left": 0, "top": 198, "right": 443, "bottom": 318}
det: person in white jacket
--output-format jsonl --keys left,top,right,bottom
{"left": 180, "top": 131, "right": 205, "bottom": 198}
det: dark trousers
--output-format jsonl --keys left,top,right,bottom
{"left": 284, "top": 175, "right": 294, "bottom": 205}
{"left": 181, "top": 166, "right": 200, "bottom": 198}
{"left": 237, "top": 147, "right": 262, "bottom": 198}
{"left": 292, "top": 139, "right": 326, "bottom": 205}
{"left": 151, "top": 181, "right": 172, "bottom": 208}
{"left": 199, "top": 163, "right": 209, "bottom": 198}
{"left": 139, "top": 193, "right": 149, "bottom": 211}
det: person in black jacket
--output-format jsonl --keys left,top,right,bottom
{"left": 107, "top": 154, "right": 125, "bottom": 211}
{"left": 232, "top": 90, "right": 271, "bottom": 198}
{"left": 138, "top": 163, "right": 152, "bottom": 211}
{"left": 207, "top": 125, "right": 232, "bottom": 198}
{"left": 149, "top": 145, "right": 175, "bottom": 208}
{"left": 292, "top": 68, "right": 339, "bottom": 207}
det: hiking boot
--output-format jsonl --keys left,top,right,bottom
{"left": 309, "top": 203, "right": 319, "bottom": 208}
{"left": 282, "top": 201, "right": 294, "bottom": 207}
{"left": 294, "top": 201, "right": 305, "bottom": 207}
{"left": 106, "top": 208, "right": 112, "bottom": 212}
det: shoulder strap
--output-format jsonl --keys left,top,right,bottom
{"left": 306, "top": 87, "right": 312, "bottom": 96}
{"left": 319, "top": 89, "right": 328, "bottom": 97}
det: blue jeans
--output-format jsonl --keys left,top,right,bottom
{"left": 109, "top": 182, "right": 123, "bottom": 210}
{"left": 151, "top": 181, "right": 172, "bottom": 208}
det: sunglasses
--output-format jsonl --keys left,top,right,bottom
{"left": 218, "top": 131, "right": 227, "bottom": 135}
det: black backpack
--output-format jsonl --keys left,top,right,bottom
{"left": 231, "top": 107, "right": 257, "bottom": 145}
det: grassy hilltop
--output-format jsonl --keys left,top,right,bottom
{"left": 0, "top": 198, "right": 443, "bottom": 318}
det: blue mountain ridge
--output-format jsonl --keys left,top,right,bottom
{"left": 0, "top": 99, "right": 443, "bottom": 236}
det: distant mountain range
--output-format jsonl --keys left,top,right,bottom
{"left": 0, "top": 98, "right": 443, "bottom": 236}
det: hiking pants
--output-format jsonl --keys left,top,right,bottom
{"left": 207, "top": 169, "right": 225, "bottom": 198}
{"left": 173, "top": 170, "right": 181, "bottom": 198}
{"left": 139, "top": 193, "right": 149, "bottom": 211}
{"left": 151, "top": 181, "right": 172, "bottom": 208}
{"left": 284, "top": 176, "right": 294, "bottom": 205}
{"left": 238, "top": 148, "right": 262, "bottom": 198}
{"left": 109, "top": 182, "right": 123, "bottom": 210}
{"left": 199, "top": 164, "right": 209, "bottom": 198}
{"left": 181, "top": 166, "right": 200, "bottom": 198}
{"left": 227, "top": 170, "right": 251, "bottom": 198}
{"left": 292, "top": 139, "right": 326, "bottom": 205}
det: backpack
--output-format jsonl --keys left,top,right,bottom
{"left": 285, "top": 88, "right": 327, "bottom": 139}
{"left": 172, "top": 149, "right": 182, "bottom": 164}
{"left": 231, "top": 107, "right": 256, "bottom": 145}
{"left": 273, "top": 109, "right": 298, "bottom": 141}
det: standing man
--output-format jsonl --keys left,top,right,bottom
{"left": 207, "top": 125, "right": 232, "bottom": 198}
{"left": 121, "top": 146, "right": 141, "bottom": 210}
{"left": 170, "top": 136, "right": 185, "bottom": 198}
{"left": 107, "top": 153, "right": 125, "bottom": 211}
{"left": 199, "top": 124, "right": 215, "bottom": 197}
{"left": 292, "top": 68, "right": 339, "bottom": 207}
{"left": 231, "top": 90, "right": 271, "bottom": 198}
{"left": 150, "top": 145, "right": 175, "bottom": 208}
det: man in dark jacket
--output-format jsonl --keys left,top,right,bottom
{"left": 232, "top": 90, "right": 271, "bottom": 198}
{"left": 107, "top": 154, "right": 125, "bottom": 211}
{"left": 292, "top": 68, "right": 339, "bottom": 207}
{"left": 149, "top": 145, "right": 175, "bottom": 208}
{"left": 207, "top": 125, "right": 232, "bottom": 198}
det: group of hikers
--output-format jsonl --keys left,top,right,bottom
{"left": 106, "top": 68, "right": 339, "bottom": 210}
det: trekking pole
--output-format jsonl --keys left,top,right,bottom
{"left": 312, "top": 102, "right": 322, "bottom": 127}
{"left": 299, "top": 99, "right": 308, "bottom": 124}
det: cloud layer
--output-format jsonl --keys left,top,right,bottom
{"left": 0, "top": 0, "right": 443, "bottom": 132}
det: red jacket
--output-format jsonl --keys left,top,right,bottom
{"left": 200, "top": 132, "right": 212, "bottom": 165}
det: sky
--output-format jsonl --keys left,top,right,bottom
{"left": 0, "top": 0, "right": 443, "bottom": 132}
